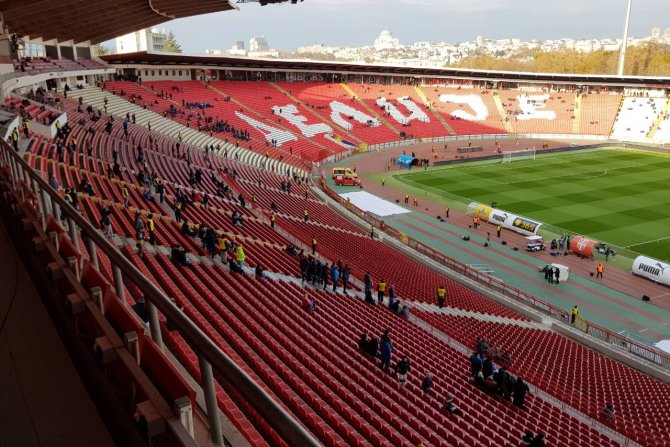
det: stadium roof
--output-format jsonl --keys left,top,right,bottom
{"left": 0, "top": 0, "right": 295, "bottom": 44}
{"left": 102, "top": 51, "right": 670, "bottom": 88}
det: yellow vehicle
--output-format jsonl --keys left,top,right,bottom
{"left": 332, "top": 167, "right": 358, "bottom": 179}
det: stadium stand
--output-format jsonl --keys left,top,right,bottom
{"left": 345, "top": 83, "right": 451, "bottom": 138}
{"left": 579, "top": 93, "right": 622, "bottom": 136}
{"left": 611, "top": 97, "right": 665, "bottom": 142}
{"left": 415, "top": 311, "right": 670, "bottom": 447}
{"left": 2, "top": 15, "right": 670, "bottom": 444}
{"left": 501, "top": 91, "right": 576, "bottom": 135}
{"left": 7, "top": 88, "right": 668, "bottom": 446}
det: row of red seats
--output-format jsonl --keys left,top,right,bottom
{"left": 414, "top": 311, "right": 670, "bottom": 447}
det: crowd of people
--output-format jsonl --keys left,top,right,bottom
{"left": 470, "top": 337, "right": 527, "bottom": 407}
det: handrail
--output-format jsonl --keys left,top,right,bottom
{"left": 0, "top": 140, "right": 321, "bottom": 447}
{"left": 318, "top": 174, "right": 670, "bottom": 372}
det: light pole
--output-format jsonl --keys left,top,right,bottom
{"left": 617, "top": 0, "right": 633, "bottom": 76}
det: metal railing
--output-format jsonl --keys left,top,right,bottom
{"left": 318, "top": 174, "right": 670, "bottom": 372}
{"left": 0, "top": 140, "right": 321, "bottom": 447}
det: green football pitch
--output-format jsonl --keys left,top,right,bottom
{"left": 395, "top": 148, "right": 670, "bottom": 261}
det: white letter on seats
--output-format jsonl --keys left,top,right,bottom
{"left": 438, "top": 94, "right": 488, "bottom": 121}
{"left": 272, "top": 104, "right": 332, "bottom": 137}
{"left": 516, "top": 94, "right": 556, "bottom": 120}
{"left": 376, "top": 97, "right": 430, "bottom": 125}
{"left": 329, "top": 101, "right": 380, "bottom": 130}
{"left": 235, "top": 111, "right": 298, "bottom": 147}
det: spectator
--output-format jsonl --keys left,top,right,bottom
{"left": 227, "top": 251, "right": 244, "bottom": 274}
{"left": 99, "top": 206, "right": 113, "bottom": 237}
{"left": 379, "top": 332, "right": 392, "bottom": 372}
{"left": 522, "top": 430, "right": 535, "bottom": 446}
{"left": 482, "top": 358, "right": 494, "bottom": 380}
{"left": 513, "top": 377, "right": 530, "bottom": 408}
{"left": 303, "top": 297, "right": 317, "bottom": 312}
{"left": 377, "top": 279, "right": 386, "bottom": 304}
{"left": 358, "top": 333, "right": 369, "bottom": 351}
{"left": 320, "top": 263, "right": 328, "bottom": 290}
{"left": 255, "top": 263, "right": 266, "bottom": 278}
{"left": 599, "top": 403, "right": 615, "bottom": 425}
{"left": 182, "top": 221, "right": 196, "bottom": 237}
{"left": 421, "top": 373, "right": 433, "bottom": 393}
{"left": 394, "top": 355, "right": 411, "bottom": 386}
{"left": 236, "top": 244, "right": 246, "bottom": 268}
{"left": 365, "top": 336, "right": 379, "bottom": 358}
{"left": 442, "top": 395, "right": 463, "bottom": 417}
{"left": 364, "top": 272, "right": 374, "bottom": 303}
{"left": 530, "top": 432, "right": 546, "bottom": 447}
{"left": 330, "top": 263, "right": 339, "bottom": 291}
{"left": 49, "top": 173, "right": 59, "bottom": 190}
{"left": 401, "top": 303, "right": 410, "bottom": 320}
{"left": 146, "top": 213, "right": 156, "bottom": 245}
{"left": 469, "top": 352, "right": 483, "bottom": 379}
{"left": 341, "top": 264, "right": 350, "bottom": 294}
{"left": 437, "top": 286, "right": 446, "bottom": 308}
{"left": 495, "top": 368, "right": 513, "bottom": 401}
{"left": 171, "top": 245, "right": 193, "bottom": 269}
{"left": 286, "top": 244, "right": 298, "bottom": 256}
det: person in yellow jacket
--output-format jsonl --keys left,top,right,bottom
{"left": 121, "top": 186, "right": 129, "bottom": 207}
{"left": 437, "top": 286, "right": 446, "bottom": 308}
{"left": 147, "top": 213, "right": 156, "bottom": 245}
{"left": 270, "top": 212, "right": 276, "bottom": 229}
{"left": 311, "top": 237, "right": 317, "bottom": 255}
{"left": 303, "top": 209, "right": 309, "bottom": 222}
{"left": 235, "top": 244, "right": 246, "bottom": 268}
{"left": 10, "top": 128, "right": 18, "bottom": 150}
{"left": 22, "top": 120, "right": 29, "bottom": 138}
{"left": 571, "top": 305, "right": 579, "bottom": 324}
{"left": 377, "top": 279, "right": 386, "bottom": 303}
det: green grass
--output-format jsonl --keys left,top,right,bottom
{"left": 395, "top": 148, "right": 670, "bottom": 261}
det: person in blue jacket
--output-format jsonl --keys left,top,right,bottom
{"left": 379, "top": 331, "right": 392, "bottom": 373}
{"left": 330, "top": 263, "right": 340, "bottom": 292}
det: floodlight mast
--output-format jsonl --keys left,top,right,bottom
{"left": 617, "top": 0, "right": 632, "bottom": 76}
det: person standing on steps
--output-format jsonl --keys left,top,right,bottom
{"left": 122, "top": 185, "right": 130, "bottom": 208}
{"left": 270, "top": 212, "right": 276, "bottom": 229}
{"left": 377, "top": 279, "right": 386, "bottom": 304}
{"left": 147, "top": 213, "right": 156, "bottom": 245}
{"left": 303, "top": 209, "right": 309, "bottom": 222}
{"left": 437, "top": 286, "right": 446, "bottom": 308}
{"left": 311, "top": 236, "right": 317, "bottom": 255}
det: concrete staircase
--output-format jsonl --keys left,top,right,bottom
{"left": 413, "top": 86, "right": 457, "bottom": 136}
{"left": 572, "top": 94, "right": 583, "bottom": 134}
{"left": 647, "top": 96, "right": 670, "bottom": 143}
{"left": 493, "top": 93, "right": 515, "bottom": 133}
{"left": 410, "top": 301, "right": 548, "bottom": 330}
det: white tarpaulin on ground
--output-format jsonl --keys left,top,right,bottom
{"left": 339, "top": 191, "right": 411, "bottom": 217}
{"left": 655, "top": 340, "right": 670, "bottom": 355}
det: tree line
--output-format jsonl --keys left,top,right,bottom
{"left": 451, "top": 43, "right": 670, "bottom": 76}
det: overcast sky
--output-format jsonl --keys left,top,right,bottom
{"left": 114, "top": 0, "right": 668, "bottom": 53}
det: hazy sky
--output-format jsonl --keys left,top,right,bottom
{"left": 112, "top": 0, "right": 668, "bottom": 53}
